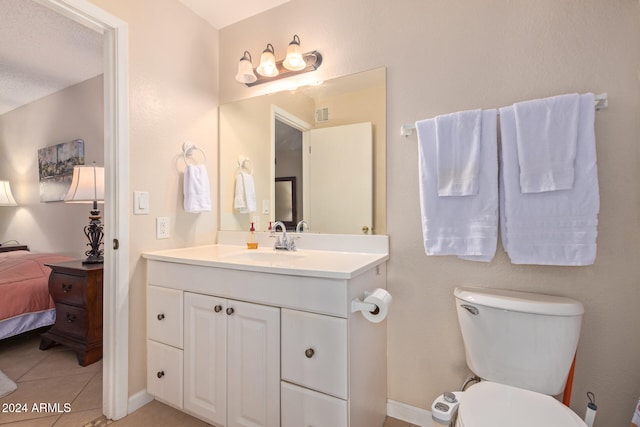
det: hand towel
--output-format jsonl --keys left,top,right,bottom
{"left": 435, "top": 109, "right": 482, "bottom": 196}
{"left": 513, "top": 93, "right": 580, "bottom": 193}
{"left": 500, "top": 93, "right": 599, "bottom": 265}
{"left": 233, "top": 172, "right": 256, "bottom": 213}
{"left": 416, "top": 109, "right": 498, "bottom": 262}
{"left": 183, "top": 164, "right": 211, "bottom": 213}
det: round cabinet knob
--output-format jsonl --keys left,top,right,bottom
{"left": 214, "top": 305, "right": 223, "bottom": 313}
{"left": 62, "top": 283, "right": 72, "bottom": 292}
{"left": 157, "top": 313, "right": 165, "bottom": 321}
{"left": 157, "top": 371, "right": 165, "bottom": 379}
{"left": 226, "top": 307, "right": 234, "bottom": 315}
{"left": 305, "top": 348, "right": 315, "bottom": 358}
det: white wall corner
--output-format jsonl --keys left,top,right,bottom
{"left": 387, "top": 399, "right": 433, "bottom": 427}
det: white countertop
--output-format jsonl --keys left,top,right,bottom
{"left": 142, "top": 232, "right": 389, "bottom": 279}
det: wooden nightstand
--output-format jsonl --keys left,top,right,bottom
{"left": 40, "top": 261, "right": 104, "bottom": 366}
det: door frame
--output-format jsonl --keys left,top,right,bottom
{"left": 38, "top": 0, "right": 130, "bottom": 420}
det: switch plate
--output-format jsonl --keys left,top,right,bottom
{"left": 134, "top": 191, "right": 149, "bottom": 215}
{"left": 262, "top": 199, "right": 270, "bottom": 215}
{"left": 156, "top": 217, "right": 170, "bottom": 239}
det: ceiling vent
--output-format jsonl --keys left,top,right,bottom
{"left": 316, "top": 107, "right": 329, "bottom": 123}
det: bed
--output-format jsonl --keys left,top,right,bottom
{"left": 0, "top": 250, "right": 74, "bottom": 339}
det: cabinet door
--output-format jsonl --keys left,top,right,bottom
{"left": 148, "top": 285, "right": 183, "bottom": 349}
{"left": 184, "top": 292, "right": 227, "bottom": 426}
{"left": 147, "top": 340, "right": 183, "bottom": 409}
{"left": 227, "top": 300, "right": 280, "bottom": 427}
{"left": 281, "top": 381, "right": 347, "bottom": 427}
{"left": 281, "top": 309, "right": 348, "bottom": 399}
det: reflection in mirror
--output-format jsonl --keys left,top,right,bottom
{"left": 274, "top": 177, "right": 297, "bottom": 230}
{"left": 219, "top": 67, "right": 386, "bottom": 234}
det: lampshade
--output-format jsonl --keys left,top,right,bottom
{"left": 235, "top": 51, "right": 257, "bottom": 84}
{"left": 0, "top": 180, "right": 17, "bottom": 206}
{"left": 283, "top": 35, "right": 305, "bottom": 71}
{"left": 256, "top": 43, "right": 279, "bottom": 77}
{"left": 65, "top": 163, "right": 105, "bottom": 203}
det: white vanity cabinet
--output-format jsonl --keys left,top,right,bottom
{"left": 144, "top": 239, "right": 388, "bottom": 427}
{"left": 183, "top": 292, "right": 280, "bottom": 427}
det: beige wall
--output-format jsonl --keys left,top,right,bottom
{"left": 87, "top": 0, "right": 219, "bottom": 395}
{"left": 219, "top": 0, "right": 640, "bottom": 425}
{"left": 0, "top": 75, "right": 104, "bottom": 257}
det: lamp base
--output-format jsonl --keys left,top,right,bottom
{"left": 83, "top": 210, "right": 104, "bottom": 264}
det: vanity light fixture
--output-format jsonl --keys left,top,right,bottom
{"left": 235, "top": 35, "right": 322, "bottom": 87}
{"left": 257, "top": 43, "right": 278, "bottom": 77}
{"left": 235, "top": 51, "right": 257, "bottom": 84}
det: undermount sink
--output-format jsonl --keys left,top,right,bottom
{"left": 221, "top": 250, "right": 306, "bottom": 265}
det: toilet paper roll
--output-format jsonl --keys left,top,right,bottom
{"left": 361, "top": 288, "right": 392, "bottom": 323}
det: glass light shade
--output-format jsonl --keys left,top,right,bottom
{"left": 283, "top": 35, "right": 305, "bottom": 71}
{"left": 0, "top": 180, "right": 17, "bottom": 206}
{"left": 256, "top": 44, "right": 279, "bottom": 77}
{"left": 65, "top": 164, "right": 105, "bottom": 203}
{"left": 235, "top": 51, "right": 257, "bottom": 84}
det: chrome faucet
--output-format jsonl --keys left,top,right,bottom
{"left": 271, "top": 221, "right": 295, "bottom": 251}
{"left": 296, "top": 220, "right": 309, "bottom": 233}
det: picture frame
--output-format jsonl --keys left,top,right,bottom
{"left": 38, "top": 139, "right": 84, "bottom": 202}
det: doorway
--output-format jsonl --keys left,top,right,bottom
{"left": 41, "top": 0, "right": 129, "bottom": 420}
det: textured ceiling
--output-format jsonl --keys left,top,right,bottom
{"left": 0, "top": 0, "right": 289, "bottom": 116}
{"left": 0, "top": 0, "right": 103, "bottom": 115}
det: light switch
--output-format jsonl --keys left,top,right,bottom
{"left": 134, "top": 191, "right": 149, "bottom": 215}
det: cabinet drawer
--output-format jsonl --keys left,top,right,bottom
{"left": 281, "top": 309, "right": 348, "bottom": 399}
{"left": 49, "top": 272, "right": 85, "bottom": 306}
{"left": 54, "top": 304, "right": 87, "bottom": 339}
{"left": 147, "top": 285, "right": 183, "bottom": 348}
{"left": 147, "top": 340, "right": 183, "bottom": 409}
{"left": 281, "top": 382, "right": 347, "bottom": 427}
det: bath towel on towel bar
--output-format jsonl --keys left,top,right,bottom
{"left": 416, "top": 109, "right": 498, "bottom": 262}
{"left": 513, "top": 93, "right": 580, "bottom": 193}
{"left": 499, "top": 93, "right": 600, "bottom": 266}
{"left": 183, "top": 164, "right": 212, "bottom": 213}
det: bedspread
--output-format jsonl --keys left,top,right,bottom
{"left": 0, "top": 251, "right": 73, "bottom": 321}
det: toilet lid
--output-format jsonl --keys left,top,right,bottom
{"left": 457, "top": 382, "right": 587, "bottom": 427}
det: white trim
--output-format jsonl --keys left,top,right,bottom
{"left": 39, "top": 0, "right": 130, "bottom": 421}
{"left": 387, "top": 399, "right": 433, "bottom": 427}
{"left": 128, "top": 390, "right": 155, "bottom": 414}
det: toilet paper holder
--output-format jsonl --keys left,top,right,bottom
{"left": 351, "top": 292, "right": 380, "bottom": 315}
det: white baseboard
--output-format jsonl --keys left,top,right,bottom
{"left": 387, "top": 399, "right": 433, "bottom": 427}
{"left": 127, "top": 389, "right": 154, "bottom": 415}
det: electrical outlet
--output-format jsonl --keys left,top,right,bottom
{"left": 156, "top": 217, "right": 170, "bottom": 239}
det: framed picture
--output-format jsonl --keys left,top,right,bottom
{"left": 38, "top": 139, "right": 84, "bottom": 202}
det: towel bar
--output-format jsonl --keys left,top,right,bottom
{"left": 400, "top": 93, "right": 608, "bottom": 137}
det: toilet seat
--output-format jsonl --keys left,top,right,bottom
{"left": 456, "top": 382, "right": 587, "bottom": 427}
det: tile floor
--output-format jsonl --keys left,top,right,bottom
{"left": 0, "top": 330, "right": 417, "bottom": 427}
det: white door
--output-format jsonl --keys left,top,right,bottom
{"left": 304, "top": 122, "right": 373, "bottom": 234}
{"left": 184, "top": 293, "right": 227, "bottom": 426}
{"left": 227, "top": 300, "right": 281, "bottom": 427}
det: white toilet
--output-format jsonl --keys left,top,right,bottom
{"left": 446, "top": 285, "right": 588, "bottom": 427}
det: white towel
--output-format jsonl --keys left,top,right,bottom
{"left": 435, "top": 109, "right": 482, "bottom": 196}
{"left": 513, "top": 93, "right": 580, "bottom": 193}
{"left": 233, "top": 172, "right": 256, "bottom": 213}
{"left": 416, "top": 109, "right": 498, "bottom": 262}
{"left": 500, "top": 93, "right": 599, "bottom": 265}
{"left": 183, "top": 164, "right": 212, "bottom": 213}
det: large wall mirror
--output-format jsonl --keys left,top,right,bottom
{"left": 219, "top": 67, "right": 386, "bottom": 235}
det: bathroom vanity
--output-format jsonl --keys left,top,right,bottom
{"left": 143, "top": 232, "right": 389, "bottom": 427}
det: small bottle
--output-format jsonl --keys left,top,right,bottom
{"left": 247, "top": 222, "right": 258, "bottom": 249}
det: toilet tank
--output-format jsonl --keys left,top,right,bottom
{"left": 454, "top": 286, "right": 584, "bottom": 396}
